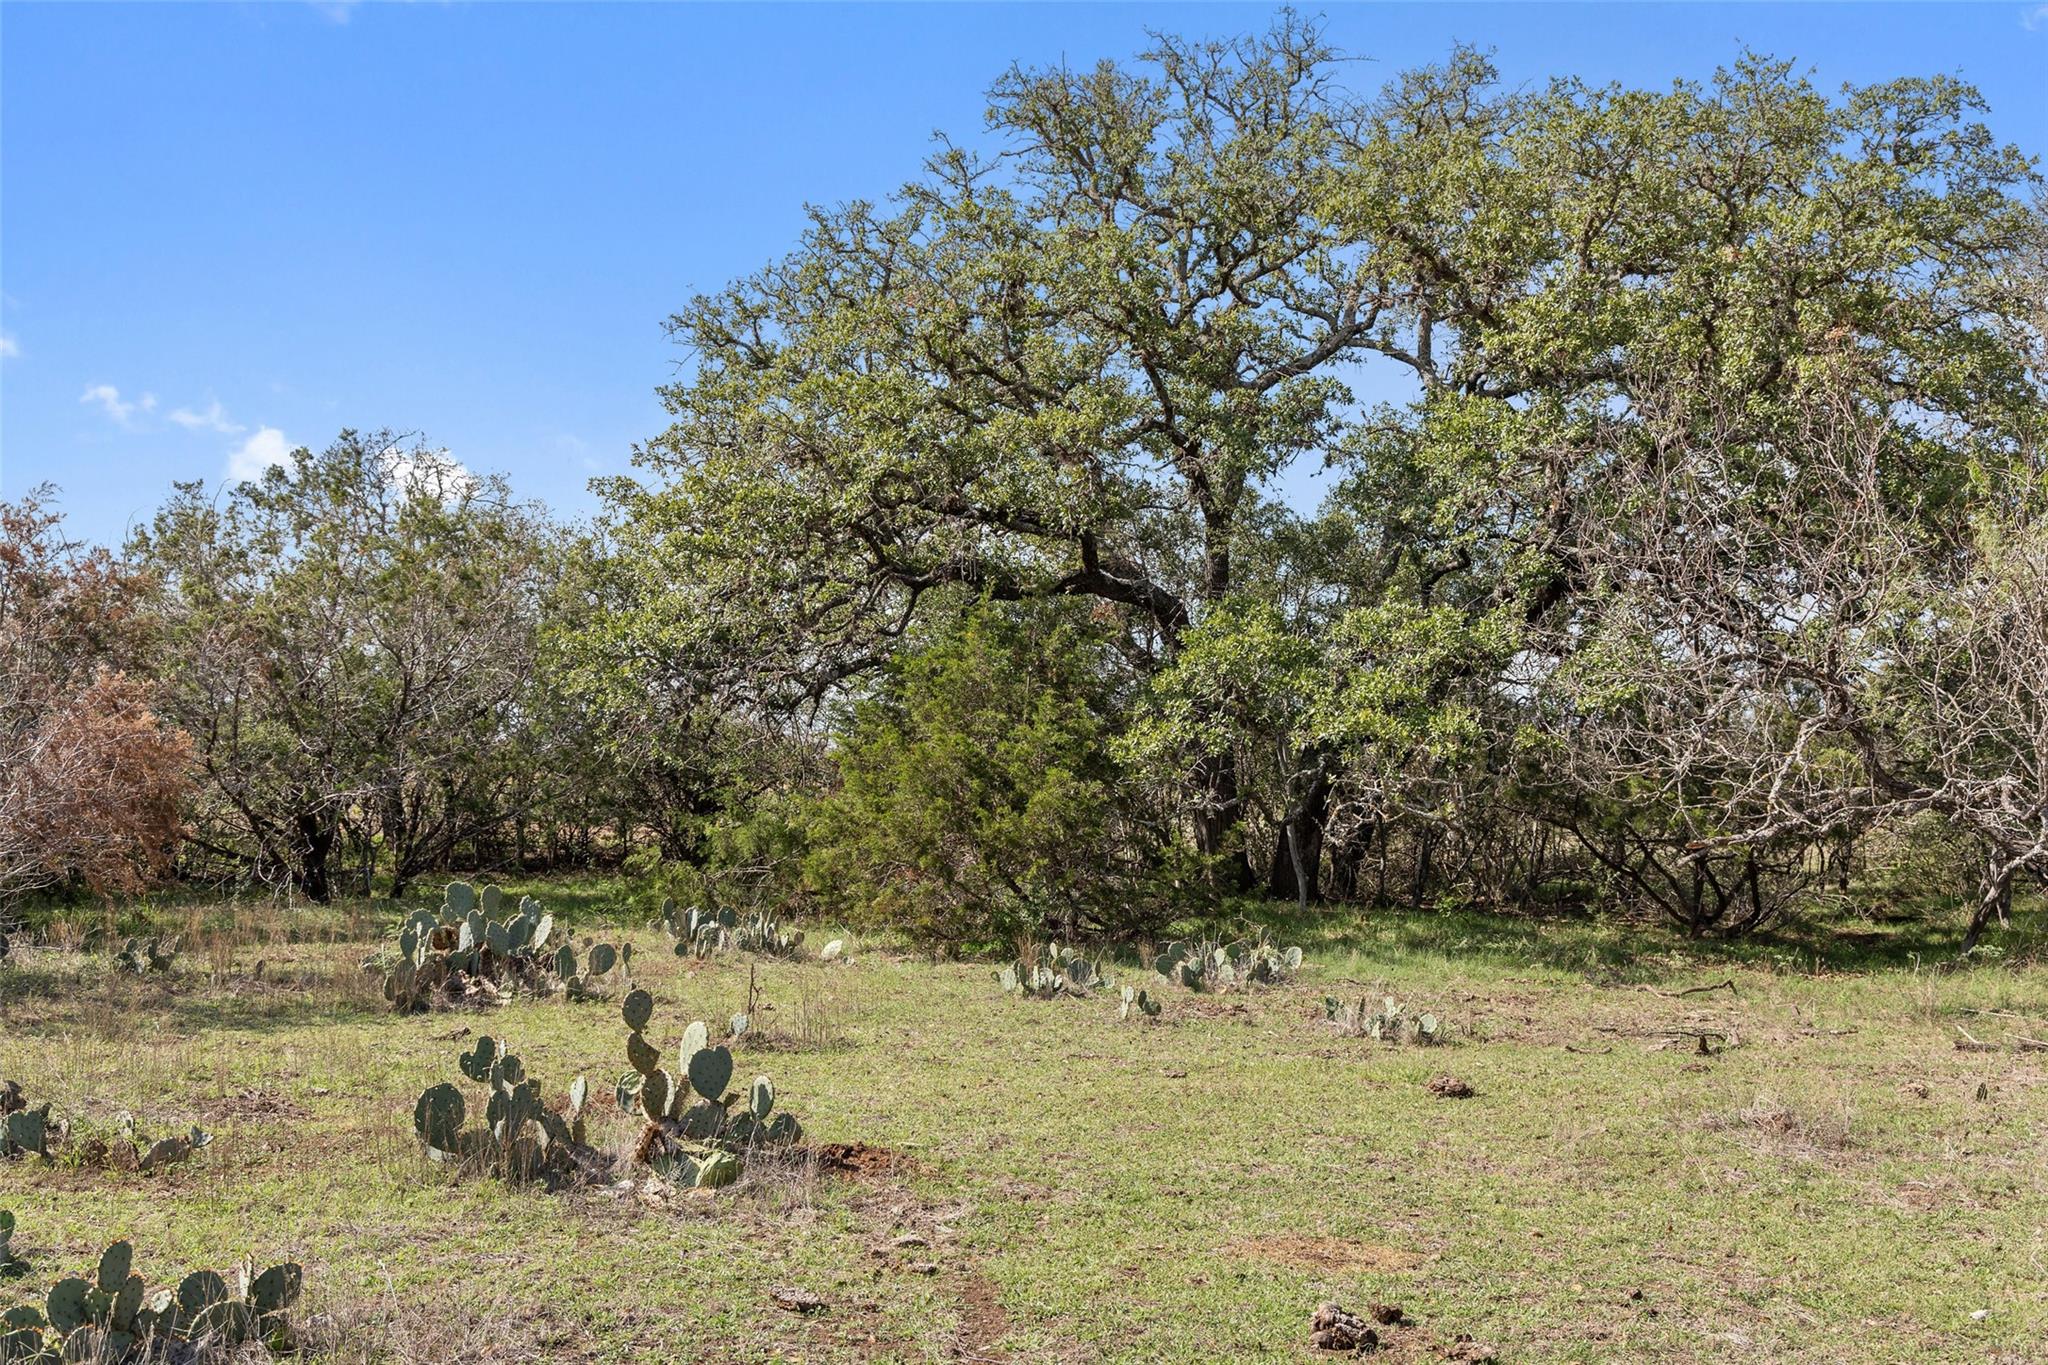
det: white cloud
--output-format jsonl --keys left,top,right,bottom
{"left": 79, "top": 384, "right": 157, "bottom": 427}
{"left": 0, "top": 333, "right": 18, "bottom": 360}
{"left": 2026, "top": 4, "right": 2048, "bottom": 30}
{"left": 168, "top": 399, "right": 246, "bottom": 434}
{"left": 227, "top": 427, "right": 295, "bottom": 482}
{"left": 381, "top": 444, "right": 477, "bottom": 500}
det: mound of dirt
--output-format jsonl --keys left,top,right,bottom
{"left": 813, "top": 1141, "right": 918, "bottom": 1178}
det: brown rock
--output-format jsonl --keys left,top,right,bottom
{"left": 770, "top": 1286, "right": 827, "bottom": 1315}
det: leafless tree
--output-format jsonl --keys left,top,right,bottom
{"left": 1544, "top": 381, "right": 2048, "bottom": 945}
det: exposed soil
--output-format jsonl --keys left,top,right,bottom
{"left": 814, "top": 1141, "right": 921, "bottom": 1179}
{"left": 948, "top": 1267, "right": 1010, "bottom": 1362}
{"left": 198, "top": 1087, "right": 312, "bottom": 1121}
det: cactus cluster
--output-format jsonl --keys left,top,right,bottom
{"left": 617, "top": 989, "right": 801, "bottom": 1188}
{"left": 1118, "top": 985, "right": 1162, "bottom": 1021}
{"left": 732, "top": 910, "right": 804, "bottom": 958}
{"left": 1325, "top": 995, "right": 1441, "bottom": 1044}
{"left": 412, "top": 1034, "right": 593, "bottom": 1183}
{"left": 659, "top": 897, "right": 814, "bottom": 962}
{"left": 379, "top": 881, "right": 627, "bottom": 1011}
{"left": 1152, "top": 931, "right": 1303, "bottom": 992}
{"left": 1, "top": 1080, "right": 51, "bottom": 1160}
{"left": 112, "top": 936, "right": 178, "bottom": 975}
{"left": 658, "top": 898, "right": 736, "bottom": 958}
{"left": 0, "top": 1234, "right": 301, "bottom": 1363}
{"left": 996, "top": 942, "right": 1101, "bottom": 998}
{"left": 1, "top": 1084, "right": 212, "bottom": 1174}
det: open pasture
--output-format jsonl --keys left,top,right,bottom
{"left": 3, "top": 890, "right": 2043, "bottom": 1363}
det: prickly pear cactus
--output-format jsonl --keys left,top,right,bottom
{"left": 621, "top": 999, "right": 805, "bottom": 1189}
{"left": 112, "top": 935, "right": 180, "bottom": 974}
{"left": 410, "top": 1033, "right": 591, "bottom": 1185}
{"left": 376, "top": 885, "right": 618, "bottom": 1011}
{"left": 0, "top": 1237, "right": 302, "bottom": 1360}
{"left": 0, "top": 1079, "right": 53, "bottom": 1161}
{"left": 1118, "top": 985, "right": 1162, "bottom": 1021}
{"left": 1152, "top": 930, "right": 1303, "bottom": 993}
{"left": 732, "top": 911, "right": 805, "bottom": 958}
{"left": 0, "top": 1210, "right": 23, "bottom": 1278}
{"left": 996, "top": 942, "right": 1105, "bottom": 1000}
{"left": 659, "top": 894, "right": 823, "bottom": 963}
{"left": 1324, "top": 995, "right": 1443, "bottom": 1044}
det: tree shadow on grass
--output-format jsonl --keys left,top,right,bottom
{"left": 0, "top": 956, "right": 389, "bottom": 1041}
{"left": 1222, "top": 894, "right": 2046, "bottom": 984}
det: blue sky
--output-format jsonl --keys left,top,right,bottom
{"left": 3, "top": 2, "right": 2044, "bottom": 546}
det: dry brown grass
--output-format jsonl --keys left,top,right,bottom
{"left": 1701, "top": 1089, "right": 1859, "bottom": 1157}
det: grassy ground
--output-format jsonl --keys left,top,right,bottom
{"left": 1, "top": 882, "right": 2044, "bottom": 1363}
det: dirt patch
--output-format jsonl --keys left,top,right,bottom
{"left": 1230, "top": 1235, "right": 1424, "bottom": 1273}
{"left": 949, "top": 1266, "right": 1010, "bottom": 1361}
{"left": 198, "top": 1088, "right": 313, "bottom": 1121}
{"left": 814, "top": 1141, "right": 920, "bottom": 1179}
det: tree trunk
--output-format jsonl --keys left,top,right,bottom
{"left": 1328, "top": 821, "right": 1372, "bottom": 902}
{"left": 1409, "top": 828, "right": 1434, "bottom": 911}
{"left": 1286, "top": 823, "right": 1311, "bottom": 913}
{"left": 1961, "top": 852, "right": 2014, "bottom": 954}
{"left": 1268, "top": 767, "right": 1330, "bottom": 905}
{"left": 294, "top": 810, "right": 334, "bottom": 903}
{"left": 1191, "top": 752, "right": 1254, "bottom": 890}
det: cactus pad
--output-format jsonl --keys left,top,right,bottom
{"left": 686, "top": 1044, "right": 733, "bottom": 1103}
{"left": 622, "top": 989, "right": 654, "bottom": 1033}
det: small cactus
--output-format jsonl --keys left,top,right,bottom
{"left": 411, "top": 1033, "right": 590, "bottom": 1183}
{"left": 621, "top": 1004, "right": 806, "bottom": 1189}
{"left": 1, "top": 1081, "right": 54, "bottom": 1161}
{"left": 0, "top": 1209, "right": 24, "bottom": 1278}
{"left": 377, "top": 886, "right": 614, "bottom": 1011}
{"left": 1325, "top": 995, "right": 1444, "bottom": 1045}
{"left": 996, "top": 943, "right": 1105, "bottom": 1000}
{"left": 113, "top": 935, "right": 179, "bottom": 975}
{"left": 1154, "top": 930, "right": 1302, "bottom": 993}
{"left": 1, "top": 1237, "right": 301, "bottom": 1360}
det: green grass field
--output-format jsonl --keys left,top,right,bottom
{"left": 2, "top": 884, "right": 2044, "bottom": 1363}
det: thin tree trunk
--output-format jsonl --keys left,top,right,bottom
{"left": 1410, "top": 828, "right": 1434, "bottom": 911}
{"left": 1961, "top": 852, "right": 2014, "bottom": 954}
{"left": 294, "top": 810, "right": 334, "bottom": 903}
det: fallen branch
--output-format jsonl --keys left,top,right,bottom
{"left": 1638, "top": 978, "right": 1738, "bottom": 999}
{"left": 1953, "top": 1025, "right": 1997, "bottom": 1053}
